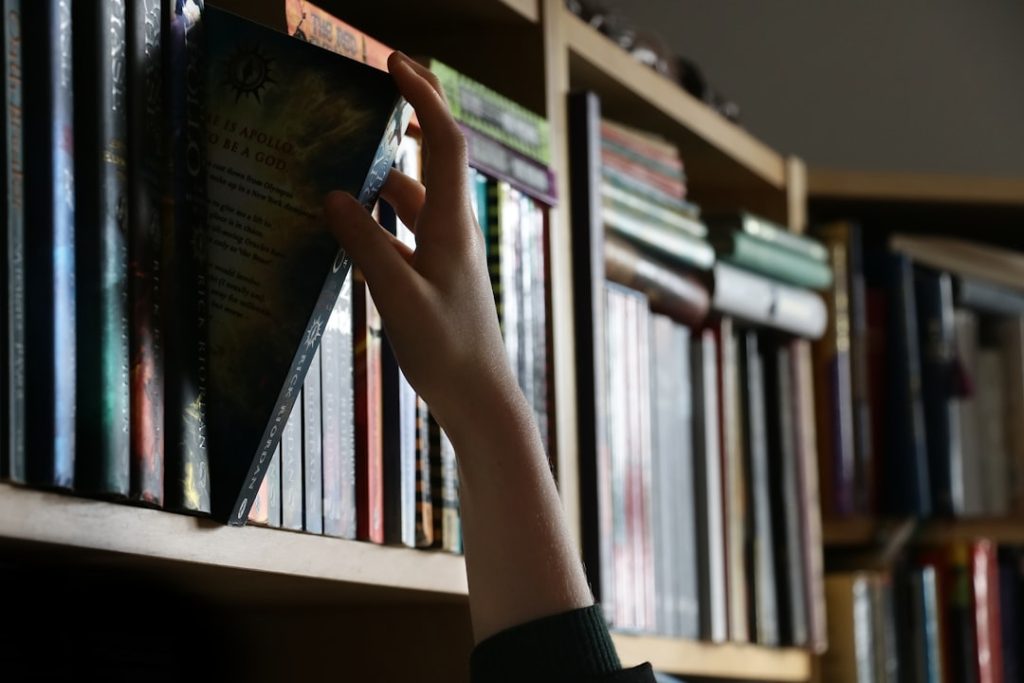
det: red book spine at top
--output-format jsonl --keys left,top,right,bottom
{"left": 973, "top": 540, "right": 1004, "bottom": 683}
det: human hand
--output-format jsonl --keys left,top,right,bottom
{"left": 324, "top": 52, "right": 529, "bottom": 439}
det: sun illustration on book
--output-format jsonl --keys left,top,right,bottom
{"left": 225, "top": 44, "right": 275, "bottom": 103}
{"left": 304, "top": 315, "right": 324, "bottom": 349}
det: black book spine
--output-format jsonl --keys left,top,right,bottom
{"left": 162, "top": 0, "right": 209, "bottom": 512}
{"left": 73, "top": 0, "right": 130, "bottom": 497}
{"left": 302, "top": 347, "right": 323, "bottom": 534}
{"left": 567, "top": 91, "right": 611, "bottom": 608}
{"left": 3, "top": 0, "right": 25, "bottom": 483}
{"left": 126, "top": 0, "right": 164, "bottom": 504}
{"left": 22, "top": 0, "right": 75, "bottom": 488}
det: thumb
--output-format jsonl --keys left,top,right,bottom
{"left": 324, "top": 191, "right": 414, "bottom": 291}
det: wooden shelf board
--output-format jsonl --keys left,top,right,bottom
{"left": 612, "top": 633, "right": 811, "bottom": 681}
{"left": 0, "top": 484, "right": 468, "bottom": 600}
{"left": 563, "top": 9, "right": 787, "bottom": 193}
{"left": 809, "top": 168, "right": 1024, "bottom": 205}
{"left": 824, "top": 516, "right": 1024, "bottom": 547}
{"left": 318, "top": 0, "right": 537, "bottom": 26}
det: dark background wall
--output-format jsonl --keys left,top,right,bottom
{"left": 614, "top": 1, "right": 1024, "bottom": 176}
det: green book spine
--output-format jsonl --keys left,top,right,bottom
{"left": 604, "top": 207, "right": 715, "bottom": 272}
{"left": 429, "top": 60, "right": 550, "bottom": 165}
{"left": 719, "top": 232, "right": 833, "bottom": 289}
{"left": 601, "top": 192, "right": 706, "bottom": 240}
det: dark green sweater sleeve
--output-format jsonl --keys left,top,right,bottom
{"left": 470, "top": 605, "right": 656, "bottom": 682}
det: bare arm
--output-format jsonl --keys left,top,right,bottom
{"left": 323, "top": 52, "right": 592, "bottom": 643}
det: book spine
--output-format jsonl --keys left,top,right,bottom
{"left": 1000, "top": 318, "right": 1024, "bottom": 515}
{"left": 320, "top": 280, "right": 350, "bottom": 538}
{"left": 602, "top": 165, "right": 692, "bottom": 214}
{"left": 915, "top": 268, "right": 962, "bottom": 516}
{"left": 162, "top": 0, "right": 209, "bottom": 513}
{"left": 604, "top": 206, "right": 716, "bottom": 271}
{"left": 599, "top": 120, "right": 683, "bottom": 172}
{"left": 601, "top": 183, "right": 706, "bottom": 238}
{"left": 286, "top": 0, "right": 364, "bottom": 60}
{"left": 126, "top": 0, "right": 163, "bottom": 505}
{"left": 459, "top": 123, "right": 556, "bottom": 206}
{"left": 844, "top": 224, "right": 873, "bottom": 515}
{"left": 267, "top": 442, "right": 281, "bottom": 528}
{"left": 599, "top": 137, "right": 685, "bottom": 181}
{"left": 883, "top": 254, "right": 931, "bottom": 516}
{"left": 741, "top": 331, "right": 779, "bottom": 646}
{"left": 3, "top": 0, "right": 25, "bottom": 483}
{"left": 998, "top": 550, "right": 1021, "bottom": 683}
{"left": 739, "top": 213, "right": 827, "bottom": 262}
{"left": 604, "top": 235, "right": 709, "bottom": 327}
{"left": 430, "top": 59, "right": 550, "bottom": 165}
{"left": 428, "top": 418, "right": 461, "bottom": 554}
{"left": 414, "top": 396, "right": 433, "bottom": 548}
{"left": 73, "top": 0, "right": 130, "bottom": 497}
{"left": 956, "top": 277, "right": 1024, "bottom": 316}
{"left": 280, "top": 393, "right": 302, "bottom": 530}
{"left": 711, "top": 262, "right": 828, "bottom": 339}
{"left": 600, "top": 147, "right": 686, "bottom": 199}
{"left": 302, "top": 347, "right": 323, "bottom": 533}
{"left": 527, "top": 198, "right": 550, "bottom": 454}
{"left": 720, "top": 231, "right": 833, "bottom": 290}
{"left": 355, "top": 273, "right": 383, "bottom": 543}
{"left": 814, "top": 230, "right": 856, "bottom": 517}
{"left": 23, "top": 0, "right": 75, "bottom": 488}
{"left": 973, "top": 541, "right": 1004, "bottom": 683}
{"left": 692, "top": 329, "right": 727, "bottom": 642}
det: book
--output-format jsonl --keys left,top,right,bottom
{"left": 126, "top": 0, "right": 164, "bottom": 505}
{"left": 321, "top": 278, "right": 355, "bottom": 538}
{"left": 604, "top": 205, "right": 715, "bottom": 272}
{"left": 914, "top": 268, "right": 963, "bottom": 516}
{"left": 976, "top": 349, "right": 1010, "bottom": 516}
{"left": 459, "top": 122, "right": 556, "bottom": 206}
{"left": 955, "top": 277, "right": 1024, "bottom": 316}
{"left": 280, "top": 394, "right": 302, "bottom": 530}
{"left": 162, "top": 0, "right": 209, "bottom": 514}
{"left": 429, "top": 59, "right": 549, "bottom": 165}
{"left": 602, "top": 165, "right": 695, "bottom": 217}
{"left": 429, "top": 417, "right": 461, "bottom": 554}
{"left": 954, "top": 310, "right": 985, "bottom": 517}
{"left": 706, "top": 211, "right": 828, "bottom": 263}
{"left": 302, "top": 347, "right": 322, "bottom": 533}
{"left": 601, "top": 146, "right": 686, "bottom": 200}
{"left": 413, "top": 396, "right": 433, "bottom": 548}
{"left": 823, "top": 573, "right": 875, "bottom": 683}
{"left": 998, "top": 549, "right": 1021, "bottom": 683}
{"left": 599, "top": 120, "right": 684, "bottom": 176}
{"left": 890, "top": 234, "right": 1024, "bottom": 295}
{"left": 72, "top": 0, "right": 131, "bottom": 497}
{"left": 267, "top": 443, "right": 281, "bottom": 528}
{"left": 710, "top": 230, "right": 833, "bottom": 290}
{"left": 2, "top": 0, "right": 25, "bottom": 484}
{"left": 914, "top": 566, "right": 945, "bottom": 683}
{"left": 1000, "top": 318, "right": 1024, "bottom": 515}
{"left": 354, "top": 273, "right": 383, "bottom": 543}
{"left": 200, "top": 6, "right": 410, "bottom": 523}
{"left": 711, "top": 262, "right": 827, "bottom": 339}
{"left": 971, "top": 541, "right": 1004, "bottom": 683}
{"left": 600, "top": 181, "right": 705, "bottom": 237}
{"left": 247, "top": 468, "right": 268, "bottom": 524}
{"left": 22, "top": 0, "right": 76, "bottom": 489}
{"left": 691, "top": 329, "right": 727, "bottom": 642}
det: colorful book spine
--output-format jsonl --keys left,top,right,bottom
{"left": 460, "top": 123, "right": 556, "bottom": 206}
{"left": 600, "top": 181, "right": 705, "bottom": 238}
{"left": 355, "top": 274, "right": 384, "bottom": 543}
{"left": 280, "top": 395, "right": 302, "bottom": 530}
{"left": 604, "top": 206, "right": 715, "bottom": 272}
{"left": 601, "top": 147, "right": 686, "bottom": 199}
{"left": 2, "top": 0, "right": 25, "bottom": 483}
{"left": 302, "top": 347, "right": 323, "bottom": 533}
{"left": 126, "top": 0, "right": 164, "bottom": 505}
{"left": 972, "top": 541, "right": 1004, "bottom": 683}
{"left": 72, "top": 0, "right": 131, "bottom": 497}
{"left": 321, "top": 277, "right": 355, "bottom": 538}
{"left": 414, "top": 396, "right": 433, "bottom": 548}
{"left": 709, "top": 211, "right": 828, "bottom": 263}
{"left": 524, "top": 195, "right": 550, "bottom": 454}
{"left": 162, "top": 0, "right": 208, "bottom": 513}
{"left": 604, "top": 235, "right": 709, "bottom": 327}
{"left": 599, "top": 120, "right": 682, "bottom": 172}
{"left": 711, "top": 262, "right": 828, "bottom": 339}
{"left": 430, "top": 416, "right": 461, "bottom": 554}
{"left": 429, "top": 59, "right": 550, "bottom": 165}
{"left": 22, "top": 0, "right": 76, "bottom": 489}
{"left": 602, "top": 165, "right": 694, "bottom": 219}
{"left": 599, "top": 137, "right": 685, "bottom": 182}
{"left": 713, "top": 231, "right": 833, "bottom": 290}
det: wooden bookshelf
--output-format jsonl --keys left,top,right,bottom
{"left": 824, "top": 516, "right": 1024, "bottom": 547}
{"left": 0, "top": 484, "right": 468, "bottom": 603}
{"left": 612, "top": 633, "right": 812, "bottom": 681}
{"left": 809, "top": 167, "right": 1024, "bottom": 206}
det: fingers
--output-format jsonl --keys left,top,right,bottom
{"left": 324, "top": 191, "right": 417, "bottom": 294}
{"left": 381, "top": 169, "right": 426, "bottom": 231}
{"left": 387, "top": 52, "right": 467, "bottom": 193}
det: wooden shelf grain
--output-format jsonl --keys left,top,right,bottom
{"left": 611, "top": 633, "right": 811, "bottom": 681}
{"left": 809, "top": 168, "right": 1024, "bottom": 205}
{"left": 562, "top": 9, "right": 787, "bottom": 194}
{"left": 824, "top": 516, "right": 1024, "bottom": 547}
{"left": 0, "top": 483, "right": 468, "bottom": 601}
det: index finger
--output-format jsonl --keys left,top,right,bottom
{"left": 387, "top": 52, "right": 468, "bottom": 194}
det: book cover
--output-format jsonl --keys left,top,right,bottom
{"left": 127, "top": 0, "right": 164, "bottom": 505}
{"left": 72, "top": 0, "right": 131, "bottom": 497}
{"left": 711, "top": 262, "right": 827, "bottom": 339}
{"left": 604, "top": 235, "right": 709, "bottom": 327}
{"left": 162, "top": 0, "right": 209, "bottom": 514}
{"left": 710, "top": 230, "right": 833, "bottom": 290}
{"left": 354, "top": 272, "right": 383, "bottom": 543}
{"left": 320, "top": 278, "right": 355, "bottom": 538}
{"left": 414, "top": 396, "right": 433, "bottom": 548}
{"left": 914, "top": 268, "right": 964, "bottom": 516}
{"left": 280, "top": 392, "right": 302, "bottom": 530}
{"left": 706, "top": 211, "right": 828, "bottom": 262}
{"left": 302, "top": 346, "right": 322, "bottom": 533}
{"left": 200, "top": 6, "right": 410, "bottom": 523}
{"left": 2, "top": 0, "right": 25, "bottom": 483}
{"left": 22, "top": 0, "right": 76, "bottom": 489}
{"left": 691, "top": 328, "right": 727, "bottom": 642}
{"left": 460, "top": 123, "right": 556, "bottom": 206}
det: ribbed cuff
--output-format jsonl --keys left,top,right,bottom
{"left": 470, "top": 605, "right": 622, "bottom": 682}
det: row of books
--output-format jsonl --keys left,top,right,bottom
{"left": 824, "top": 541, "right": 1022, "bottom": 683}
{"left": 569, "top": 93, "right": 832, "bottom": 648}
{"left": 0, "top": 1, "right": 554, "bottom": 542}
{"left": 814, "top": 225, "right": 1024, "bottom": 519}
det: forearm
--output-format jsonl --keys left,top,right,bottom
{"left": 445, "top": 379, "right": 594, "bottom": 643}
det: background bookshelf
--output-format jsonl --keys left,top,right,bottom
{"left": 0, "top": 1, "right": 823, "bottom": 680}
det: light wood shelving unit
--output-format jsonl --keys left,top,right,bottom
{"left": 824, "top": 516, "right": 1024, "bottom": 548}
{"left": 1, "top": 1, "right": 815, "bottom": 680}
{"left": 809, "top": 167, "right": 1024, "bottom": 205}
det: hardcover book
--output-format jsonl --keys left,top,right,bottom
{"left": 711, "top": 262, "right": 827, "bottom": 339}
{"left": 200, "top": 6, "right": 410, "bottom": 523}
{"left": 302, "top": 347, "right": 323, "bottom": 533}
{"left": 73, "top": 0, "right": 131, "bottom": 497}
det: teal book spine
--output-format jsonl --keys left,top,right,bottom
{"left": 718, "top": 231, "right": 833, "bottom": 289}
{"left": 605, "top": 209, "right": 715, "bottom": 272}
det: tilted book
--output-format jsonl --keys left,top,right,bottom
{"left": 199, "top": 6, "right": 410, "bottom": 523}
